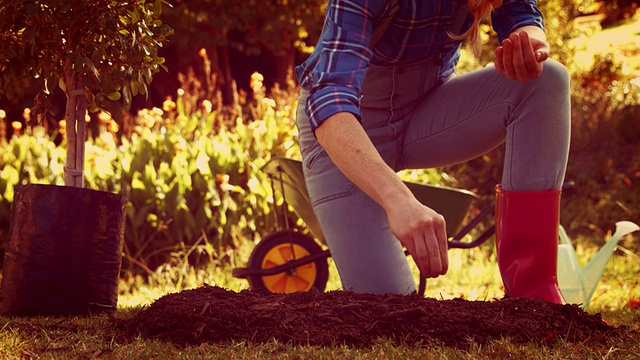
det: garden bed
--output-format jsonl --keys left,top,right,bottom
{"left": 120, "top": 285, "right": 625, "bottom": 349}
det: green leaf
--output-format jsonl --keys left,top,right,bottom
{"left": 131, "top": 80, "right": 139, "bottom": 96}
{"left": 0, "top": 165, "right": 19, "bottom": 187}
{"left": 58, "top": 78, "right": 67, "bottom": 92}
{"left": 44, "top": 77, "right": 53, "bottom": 94}
{"left": 132, "top": 171, "right": 145, "bottom": 190}
{"left": 144, "top": 68, "right": 152, "bottom": 83}
{"left": 139, "top": 81, "right": 148, "bottom": 96}
{"left": 106, "top": 91, "right": 121, "bottom": 101}
{"left": 85, "top": 57, "right": 100, "bottom": 80}
{"left": 131, "top": 8, "right": 141, "bottom": 24}
{"left": 144, "top": 163, "right": 158, "bottom": 185}
{"left": 123, "top": 84, "right": 132, "bottom": 108}
{"left": 153, "top": 0, "right": 162, "bottom": 15}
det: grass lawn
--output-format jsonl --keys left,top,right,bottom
{"left": 1, "top": 235, "right": 638, "bottom": 359}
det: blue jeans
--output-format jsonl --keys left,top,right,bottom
{"left": 296, "top": 59, "right": 571, "bottom": 294}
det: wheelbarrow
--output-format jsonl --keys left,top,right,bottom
{"left": 232, "top": 157, "right": 496, "bottom": 296}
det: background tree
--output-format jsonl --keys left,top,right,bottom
{"left": 236, "top": 0, "right": 325, "bottom": 87}
{"left": 159, "top": 0, "right": 324, "bottom": 105}
{"left": 0, "top": 0, "right": 173, "bottom": 186}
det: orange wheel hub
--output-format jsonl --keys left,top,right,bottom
{"left": 261, "top": 243, "right": 317, "bottom": 293}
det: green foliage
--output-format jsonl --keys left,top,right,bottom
{"left": 562, "top": 50, "right": 639, "bottom": 241}
{"left": 0, "top": 126, "right": 65, "bottom": 245}
{"left": 0, "top": 76, "right": 302, "bottom": 273}
{"left": 0, "top": 0, "right": 174, "bottom": 122}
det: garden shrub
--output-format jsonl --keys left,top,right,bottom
{"left": 0, "top": 75, "right": 306, "bottom": 274}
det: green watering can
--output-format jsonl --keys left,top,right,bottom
{"left": 557, "top": 221, "right": 639, "bottom": 308}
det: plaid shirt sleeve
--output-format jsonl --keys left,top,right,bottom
{"left": 491, "top": 0, "right": 544, "bottom": 42}
{"left": 295, "top": 0, "right": 386, "bottom": 133}
{"left": 295, "top": 0, "right": 545, "bottom": 134}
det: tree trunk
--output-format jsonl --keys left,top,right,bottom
{"left": 273, "top": 49, "right": 296, "bottom": 90}
{"left": 217, "top": 42, "right": 235, "bottom": 106}
{"left": 63, "top": 65, "right": 86, "bottom": 188}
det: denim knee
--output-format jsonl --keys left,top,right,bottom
{"left": 538, "top": 58, "right": 571, "bottom": 93}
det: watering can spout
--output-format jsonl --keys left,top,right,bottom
{"left": 557, "top": 221, "right": 639, "bottom": 308}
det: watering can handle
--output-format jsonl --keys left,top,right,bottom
{"left": 612, "top": 221, "right": 640, "bottom": 239}
{"left": 558, "top": 225, "right": 572, "bottom": 245}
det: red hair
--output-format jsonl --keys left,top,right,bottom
{"left": 449, "top": 0, "right": 503, "bottom": 56}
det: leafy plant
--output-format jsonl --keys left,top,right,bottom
{"left": 84, "top": 69, "right": 303, "bottom": 273}
{"left": 0, "top": 0, "right": 173, "bottom": 186}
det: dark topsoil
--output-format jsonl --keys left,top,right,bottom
{"left": 118, "top": 285, "right": 631, "bottom": 349}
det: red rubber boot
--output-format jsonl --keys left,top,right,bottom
{"left": 495, "top": 185, "right": 565, "bottom": 304}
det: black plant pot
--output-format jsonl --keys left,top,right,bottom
{"left": 0, "top": 184, "right": 127, "bottom": 316}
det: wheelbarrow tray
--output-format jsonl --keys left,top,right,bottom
{"left": 263, "top": 157, "right": 477, "bottom": 244}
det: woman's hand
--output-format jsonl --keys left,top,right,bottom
{"left": 494, "top": 26, "right": 551, "bottom": 82}
{"left": 386, "top": 197, "right": 449, "bottom": 278}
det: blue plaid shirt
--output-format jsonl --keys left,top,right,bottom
{"left": 295, "top": 0, "right": 544, "bottom": 132}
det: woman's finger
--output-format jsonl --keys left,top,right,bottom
{"left": 435, "top": 216, "right": 449, "bottom": 275}
{"left": 425, "top": 231, "right": 442, "bottom": 277}
{"left": 500, "top": 38, "right": 515, "bottom": 80}
{"left": 494, "top": 46, "right": 504, "bottom": 73}
{"left": 509, "top": 33, "right": 528, "bottom": 82}
{"left": 519, "top": 32, "right": 543, "bottom": 79}
{"left": 412, "top": 232, "right": 430, "bottom": 276}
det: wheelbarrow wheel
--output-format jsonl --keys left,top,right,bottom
{"left": 247, "top": 231, "right": 329, "bottom": 293}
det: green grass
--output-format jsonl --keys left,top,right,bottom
{"left": 1, "top": 233, "right": 638, "bottom": 360}
{"left": 117, "top": 234, "right": 639, "bottom": 314}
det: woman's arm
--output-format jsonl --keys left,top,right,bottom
{"left": 305, "top": 0, "right": 449, "bottom": 278}
{"left": 315, "top": 111, "right": 449, "bottom": 278}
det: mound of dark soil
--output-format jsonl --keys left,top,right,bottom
{"left": 120, "top": 285, "right": 621, "bottom": 348}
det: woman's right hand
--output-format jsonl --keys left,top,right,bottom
{"left": 385, "top": 197, "right": 449, "bottom": 278}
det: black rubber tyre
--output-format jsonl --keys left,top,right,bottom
{"left": 247, "top": 231, "right": 329, "bottom": 293}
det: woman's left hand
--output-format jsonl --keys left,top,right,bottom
{"left": 494, "top": 26, "right": 551, "bottom": 82}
